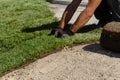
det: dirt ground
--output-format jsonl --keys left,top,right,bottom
{"left": 1, "top": 42, "right": 120, "bottom": 80}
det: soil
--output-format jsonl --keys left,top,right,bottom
{"left": 1, "top": 42, "right": 120, "bottom": 80}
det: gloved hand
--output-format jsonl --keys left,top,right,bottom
{"left": 55, "top": 28, "right": 74, "bottom": 38}
{"left": 49, "top": 27, "right": 74, "bottom": 38}
{"left": 49, "top": 27, "right": 62, "bottom": 36}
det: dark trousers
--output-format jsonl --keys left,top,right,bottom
{"left": 94, "top": 0, "right": 120, "bottom": 21}
{"left": 94, "top": 0, "right": 112, "bottom": 21}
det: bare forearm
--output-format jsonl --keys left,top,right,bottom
{"left": 71, "top": 9, "right": 93, "bottom": 32}
{"left": 71, "top": 0, "right": 102, "bottom": 32}
{"left": 59, "top": 0, "right": 82, "bottom": 29}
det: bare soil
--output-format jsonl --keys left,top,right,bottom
{"left": 1, "top": 42, "right": 120, "bottom": 80}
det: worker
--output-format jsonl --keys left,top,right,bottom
{"left": 49, "top": 0, "right": 120, "bottom": 38}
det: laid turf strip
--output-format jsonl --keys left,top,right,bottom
{"left": 0, "top": 0, "right": 102, "bottom": 73}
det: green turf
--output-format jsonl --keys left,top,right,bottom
{"left": 0, "top": 0, "right": 102, "bottom": 74}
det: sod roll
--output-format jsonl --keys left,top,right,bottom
{"left": 100, "top": 21, "right": 120, "bottom": 52}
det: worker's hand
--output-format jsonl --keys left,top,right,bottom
{"left": 49, "top": 27, "right": 62, "bottom": 36}
{"left": 55, "top": 28, "right": 74, "bottom": 38}
{"left": 49, "top": 27, "right": 74, "bottom": 38}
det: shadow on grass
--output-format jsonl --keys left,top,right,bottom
{"left": 77, "top": 24, "right": 101, "bottom": 33}
{"left": 21, "top": 21, "right": 101, "bottom": 33}
{"left": 83, "top": 43, "right": 120, "bottom": 58}
{"left": 21, "top": 22, "right": 59, "bottom": 33}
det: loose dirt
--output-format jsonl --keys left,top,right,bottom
{"left": 1, "top": 42, "right": 120, "bottom": 80}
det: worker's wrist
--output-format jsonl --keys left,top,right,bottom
{"left": 57, "top": 26, "right": 64, "bottom": 30}
{"left": 70, "top": 26, "right": 77, "bottom": 33}
{"left": 58, "top": 22, "right": 65, "bottom": 29}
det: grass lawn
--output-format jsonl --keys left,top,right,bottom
{"left": 0, "top": 0, "right": 102, "bottom": 74}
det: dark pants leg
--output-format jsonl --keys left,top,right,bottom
{"left": 107, "top": 0, "right": 120, "bottom": 21}
{"left": 94, "top": 0, "right": 112, "bottom": 21}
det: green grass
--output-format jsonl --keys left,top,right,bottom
{"left": 0, "top": 0, "right": 102, "bottom": 74}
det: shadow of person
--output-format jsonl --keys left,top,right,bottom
{"left": 77, "top": 24, "right": 101, "bottom": 33}
{"left": 21, "top": 21, "right": 59, "bottom": 33}
{"left": 21, "top": 21, "right": 101, "bottom": 34}
{"left": 83, "top": 43, "right": 120, "bottom": 58}
{"left": 64, "top": 23, "right": 102, "bottom": 33}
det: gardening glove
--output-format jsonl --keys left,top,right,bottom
{"left": 56, "top": 28, "right": 74, "bottom": 38}
{"left": 49, "top": 27, "right": 62, "bottom": 36}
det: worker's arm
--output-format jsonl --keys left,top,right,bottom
{"left": 70, "top": 0, "right": 102, "bottom": 32}
{"left": 59, "top": 0, "right": 82, "bottom": 29}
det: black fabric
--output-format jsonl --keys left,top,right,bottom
{"left": 94, "top": 0, "right": 112, "bottom": 20}
{"left": 108, "top": 0, "right": 120, "bottom": 21}
{"left": 94, "top": 0, "right": 120, "bottom": 21}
